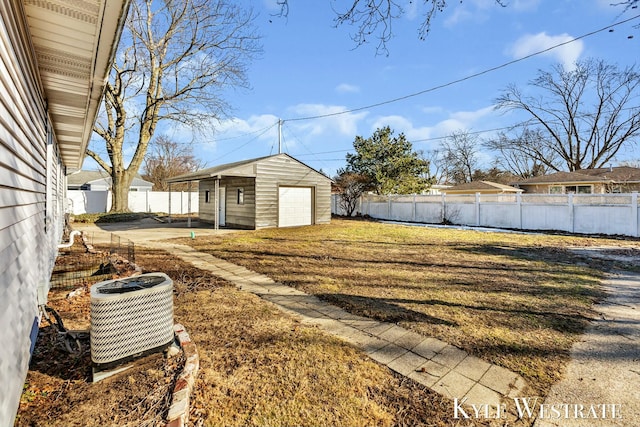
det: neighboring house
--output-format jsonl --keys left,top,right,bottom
{"left": 425, "top": 184, "right": 453, "bottom": 195}
{"left": 68, "top": 170, "right": 153, "bottom": 191}
{"left": 442, "top": 181, "right": 523, "bottom": 195}
{"left": 0, "top": 1, "right": 128, "bottom": 424}
{"left": 513, "top": 167, "right": 640, "bottom": 194}
{"left": 168, "top": 153, "right": 332, "bottom": 229}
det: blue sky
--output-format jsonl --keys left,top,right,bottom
{"left": 87, "top": 0, "right": 640, "bottom": 177}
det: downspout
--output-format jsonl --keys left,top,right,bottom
{"left": 58, "top": 230, "right": 82, "bottom": 248}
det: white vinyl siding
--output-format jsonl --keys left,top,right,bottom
{"left": 254, "top": 155, "right": 331, "bottom": 229}
{"left": 195, "top": 154, "right": 331, "bottom": 229}
{"left": 0, "top": 2, "right": 64, "bottom": 424}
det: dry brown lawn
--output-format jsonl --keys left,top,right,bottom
{"left": 18, "top": 242, "right": 476, "bottom": 427}
{"left": 18, "top": 218, "right": 636, "bottom": 426}
{"left": 138, "top": 247, "right": 464, "bottom": 427}
{"left": 180, "top": 218, "right": 635, "bottom": 394}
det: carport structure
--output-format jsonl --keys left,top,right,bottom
{"left": 166, "top": 153, "right": 332, "bottom": 229}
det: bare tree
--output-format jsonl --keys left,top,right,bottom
{"left": 438, "top": 130, "right": 480, "bottom": 184}
{"left": 495, "top": 59, "right": 640, "bottom": 172}
{"left": 87, "top": 0, "right": 260, "bottom": 212}
{"left": 485, "top": 128, "right": 557, "bottom": 179}
{"left": 142, "top": 136, "right": 205, "bottom": 191}
{"left": 619, "top": 159, "right": 640, "bottom": 168}
{"left": 334, "top": 172, "right": 369, "bottom": 216}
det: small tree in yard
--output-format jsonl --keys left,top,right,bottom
{"left": 142, "top": 136, "right": 205, "bottom": 191}
{"left": 334, "top": 172, "right": 369, "bottom": 216}
{"left": 344, "top": 126, "right": 432, "bottom": 195}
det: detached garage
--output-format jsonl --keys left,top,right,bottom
{"left": 167, "top": 153, "right": 332, "bottom": 229}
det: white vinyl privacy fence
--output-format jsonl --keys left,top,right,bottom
{"left": 68, "top": 190, "right": 199, "bottom": 215}
{"left": 332, "top": 193, "right": 640, "bottom": 237}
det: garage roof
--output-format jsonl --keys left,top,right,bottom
{"left": 167, "top": 153, "right": 333, "bottom": 183}
{"left": 23, "top": 0, "right": 130, "bottom": 171}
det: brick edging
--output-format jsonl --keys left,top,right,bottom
{"left": 166, "top": 324, "right": 200, "bottom": 427}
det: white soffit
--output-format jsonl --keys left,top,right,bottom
{"left": 23, "top": 0, "right": 129, "bottom": 171}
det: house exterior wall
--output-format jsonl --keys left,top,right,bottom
{"left": 254, "top": 156, "right": 332, "bottom": 229}
{"left": 519, "top": 182, "right": 640, "bottom": 194}
{"left": 0, "top": 1, "right": 64, "bottom": 423}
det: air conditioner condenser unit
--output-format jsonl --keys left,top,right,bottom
{"left": 90, "top": 272, "right": 174, "bottom": 369}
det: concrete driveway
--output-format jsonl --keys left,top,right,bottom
{"left": 72, "top": 217, "right": 241, "bottom": 245}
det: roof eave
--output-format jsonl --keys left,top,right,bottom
{"left": 23, "top": 0, "right": 130, "bottom": 172}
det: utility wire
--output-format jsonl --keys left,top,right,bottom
{"left": 283, "top": 13, "right": 640, "bottom": 123}
{"left": 283, "top": 122, "right": 335, "bottom": 171}
{"left": 212, "top": 122, "right": 278, "bottom": 162}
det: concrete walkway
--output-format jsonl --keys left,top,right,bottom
{"left": 137, "top": 238, "right": 530, "bottom": 409}
{"left": 534, "top": 271, "right": 640, "bottom": 427}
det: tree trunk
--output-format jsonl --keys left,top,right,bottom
{"left": 110, "top": 171, "right": 134, "bottom": 212}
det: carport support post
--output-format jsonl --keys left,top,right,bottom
{"left": 214, "top": 177, "right": 220, "bottom": 230}
{"left": 187, "top": 181, "right": 192, "bottom": 228}
{"left": 632, "top": 192, "right": 638, "bottom": 237}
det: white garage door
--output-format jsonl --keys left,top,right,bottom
{"left": 278, "top": 186, "right": 312, "bottom": 227}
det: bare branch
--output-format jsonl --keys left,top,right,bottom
{"left": 495, "top": 59, "right": 640, "bottom": 172}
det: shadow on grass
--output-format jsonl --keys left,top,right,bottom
{"left": 456, "top": 243, "right": 617, "bottom": 272}
{"left": 199, "top": 246, "right": 561, "bottom": 275}
{"left": 316, "top": 293, "right": 457, "bottom": 326}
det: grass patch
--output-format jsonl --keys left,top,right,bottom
{"left": 179, "top": 218, "right": 627, "bottom": 394}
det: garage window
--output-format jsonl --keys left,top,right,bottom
{"left": 237, "top": 188, "right": 244, "bottom": 205}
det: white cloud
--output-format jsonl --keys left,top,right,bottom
{"left": 507, "top": 32, "right": 584, "bottom": 69}
{"left": 444, "top": 0, "right": 540, "bottom": 27}
{"left": 287, "top": 104, "right": 368, "bottom": 137}
{"left": 335, "top": 83, "right": 360, "bottom": 94}
{"left": 444, "top": 7, "right": 475, "bottom": 27}
{"left": 443, "top": 0, "right": 496, "bottom": 27}
{"left": 165, "top": 113, "right": 281, "bottom": 159}
{"left": 370, "top": 106, "right": 495, "bottom": 149}
{"left": 370, "top": 115, "right": 433, "bottom": 143}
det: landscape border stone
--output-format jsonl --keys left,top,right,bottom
{"left": 166, "top": 324, "right": 200, "bottom": 427}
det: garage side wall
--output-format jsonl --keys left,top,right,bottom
{"left": 198, "top": 180, "right": 216, "bottom": 223}
{"left": 254, "top": 156, "right": 331, "bottom": 228}
{"left": 222, "top": 177, "right": 256, "bottom": 229}
{"left": 0, "top": 2, "right": 61, "bottom": 424}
